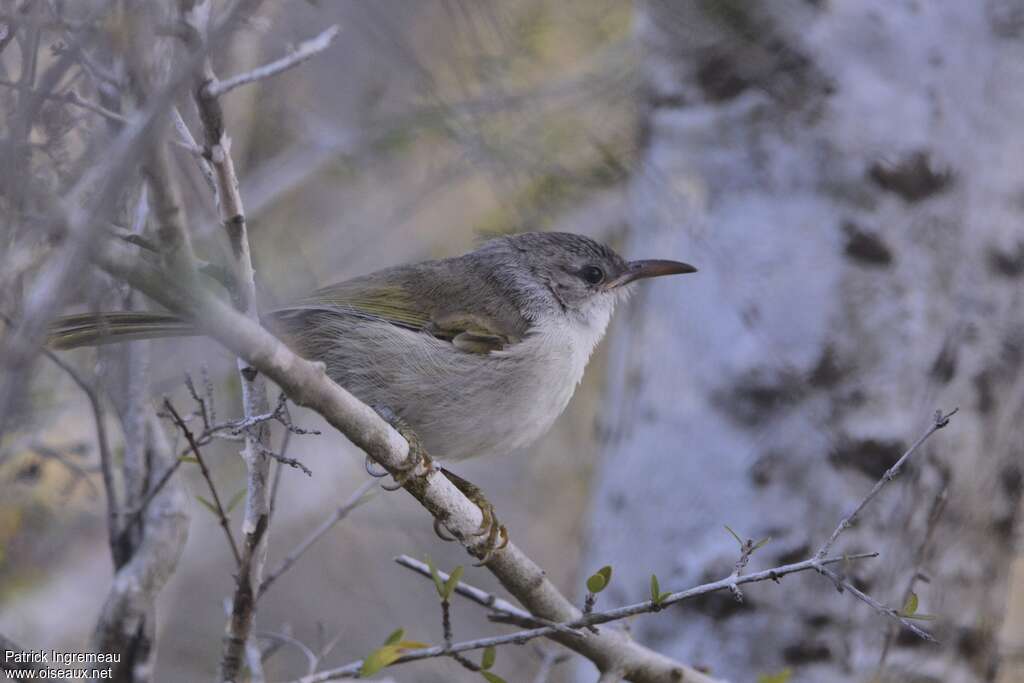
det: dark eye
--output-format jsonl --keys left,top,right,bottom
{"left": 580, "top": 265, "right": 605, "bottom": 285}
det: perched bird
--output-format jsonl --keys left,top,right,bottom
{"left": 52, "top": 231, "right": 695, "bottom": 556}
{"left": 52, "top": 231, "right": 693, "bottom": 466}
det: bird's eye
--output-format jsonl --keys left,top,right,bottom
{"left": 580, "top": 265, "right": 605, "bottom": 285}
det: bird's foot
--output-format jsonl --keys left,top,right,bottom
{"left": 366, "top": 406, "right": 434, "bottom": 491}
{"left": 436, "top": 467, "right": 509, "bottom": 566}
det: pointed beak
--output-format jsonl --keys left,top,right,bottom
{"left": 607, "top": 259, "right": 697, "bottom": 288}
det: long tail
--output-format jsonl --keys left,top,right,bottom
{"left": 48, "top": 312, "right": 199, "bottom": 349}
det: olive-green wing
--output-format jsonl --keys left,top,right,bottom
{"left": 276, "top": 279, "right": 518, "bottom": 354}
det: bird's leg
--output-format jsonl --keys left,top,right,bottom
{"left": 437, "top": 467, "right": 509, "bottom": 565}
{"left": 369, "top": 406, "right": 434, "bottom": 491}
{"left": 369, "top": 406, "right": 507, "bottom": 563}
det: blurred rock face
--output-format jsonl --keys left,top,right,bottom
{"left": 582, "top": 2, "right": 1024, "bottom": 681}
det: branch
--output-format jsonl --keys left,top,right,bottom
{"left": 257, "top": 479, "right": 378, "bottom": 599}
{"left": 815, "top": 407, "right": 958, "bottom": 560}
{"left": 394, "top": 555, "right": 579, "bottom": 636}
{"left": 288, "top": 553, "right": 878, "bottom": 682}
{"left": 164, "top": 399, "right": 241, "bottom": 566}
{"left": 204, "top": 25, "right": 340, "bottom": 98}
{"left": 814, "top": 564, "right": 937, "bottom": 643}
{"left": 91, "top": 410, "right": 190, "bottom": 675}
{"left": 38, "top": 346, "right": 119, "bottom": 560}
{"left": 179, "top": 2, "right": 277, "bottom": 678}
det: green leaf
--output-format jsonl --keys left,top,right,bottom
{"left": 195, "top": 495, "right": 218, "bottom": 517}
{"left": 426, "top": 556, "right": 445, "bottom": 598}
{"left": 586, "top": 565, "right": 613, "bottom": 594}
{"left": 758, "top": 668, "right": 792, "bottom": 683}
{"left": 480, "top": 671, "right": 507, "bottom": 683}
{"left": 392, "top": 640, "right": 430, "bottom": 650}
{"left": 752, "top": 536, "right": 772, "bottom": 551}
{"left": 481, "top": 645, "right": 496, "bottom": 670}
{"left": 650, "top": 574, "right": 661, "bottom": 604}
{"left": 724, "top": 525, "right": 743, "bottom": 547}
{"left": 226, "top": 489, "right": 246, "bottom": 514}
{"left": 179, "top": 456, "right": 199, "bottom": 465}
{"left": 443, "top": 565, "right": 464, "bottom": 601}
{"left": 904, "top": 612, "right": 937, "bottom": 622}
{"left": 901, "top": 592, "right": 919, "bottom": 616}
{"left": 360, "top": 645, "right": 402, "bottom": 677}
{"left": 384, "top": 628, "right": 404, "bottom": 646}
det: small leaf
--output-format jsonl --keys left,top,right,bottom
{"left": 758, "top": 668, "right": 792, "bottom": 683}
{"left": 659, "top": 591, "right": 672, "bottom": 604}
{"left": 480, "top": 671, "right": 507, "bottom": 683}
{"left": 383, "top": 628, "right": 404, "bottom": 646}
{"left": 752, "top": 536, "right": 772, "bottom": 552}
{"left": 902, "top": 592, "right": 919, "bottom": 616}
{"left": 481, "top": 645, "right": 496, "bottom": 670}
{"left": 587, "top": 565, "right": 613, "bottom": 594}
{"left": 179, "top": 456, "right": 199, "bottom": 465}
{"left": 904, "top": 613, "right": 937, "bottom": 622}
{"left": 724, "top": 525, "right": 743, "bottom": 547}
{"left": 360, "top": 645, "right": 402, "bottom": 677}
{"left": 650, "top": 574, "right": 661, "bottom": 604}
{"left": 426, "top": 556, "right": 445, "bottom": 598}
{"left": 443, "top": 565, "right": 464, "bottom": 601}
{"left": 392, "top": 640, "right": 430, "bottom": 649}
{"left": 226, "top": 489, "right": 246, "bottom": 514}
{"left": 195, "top": 495, "right": 218, "bottom": 517}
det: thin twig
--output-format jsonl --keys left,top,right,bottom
{"left": 164, "top": 398, "right": 241, "bottom": 566}
{"left": 258, "top": 479, "right": 378, "bottom": 599}
{"left": 394, "top": 555, "right": 582, "bottom": 637}
{"left": 292, "top": 553, "right": 878, "bottom": 682}
{"left": 204, "top": 25, "right": 340, "bottom": 98}
{"left": 0, "top": 78, "right": 129, "bottom": 123}
{"left": 877, "top": 484, "right": 949, "bottom": 671}
{"left": 816, "top": 408, "right": 958, "bottom": 560}
{"left": 38, "top": 345, "right": 120, "bottom": 559}
{"left": 814, "top": 564, "right": 937, "bottom": 643}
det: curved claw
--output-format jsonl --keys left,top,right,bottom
{"left": 469, "top": 501, "right": 494, "bottom": 538}
{"left": 433, "top": 517, "right": 457, "bottom": 542}
{"left": 365, "top": 455, "right": 390, "bottom": 479}
{"left": 381, "top": 478, "right": 404, "bottom": 492}
{"left": 473, "top": 524, "right": 509, "bottom": 566}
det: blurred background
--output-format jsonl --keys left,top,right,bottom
{"left": 0, "top": 1, "right": 1022, "bottom": 682}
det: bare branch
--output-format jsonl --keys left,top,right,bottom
{"left": 0, "top": 78, "right": 129, "bottom": 123}
{"left": 204, "top": 25, "right": 340, "bottom": 98}
{"left": 258, "top": 479, "right": 378, "bottom": 599}
{"left": 816, "top": 408, "right": 959, "bottom": 560}
{"left": 38, "top": 346, "right": 120, "bottom": 559}
{"left": 164, "top": 399, "right": 241, "bottom": 566}
{"left": 815, "top": 564, "right": 938, "bottom": 643}
{"left": 91, "top": 410, "right": 189, "bottom": 676}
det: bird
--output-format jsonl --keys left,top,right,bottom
{"left": 52, "top": 231, "right": 694, "bottom": 460}
{"left": 51, "top": 231, "right": 695, "bottom": 554}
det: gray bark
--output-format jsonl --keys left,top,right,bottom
{"left": 581, "top": 2, "right": 1024, "bottom": 681}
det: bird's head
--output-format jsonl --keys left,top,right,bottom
{"left": 489, "top": 232, "right": 697, "bottom": 327}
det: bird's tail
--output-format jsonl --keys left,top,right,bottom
{"left": 48, "top": 312, "right": 199, "bottom": 349}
